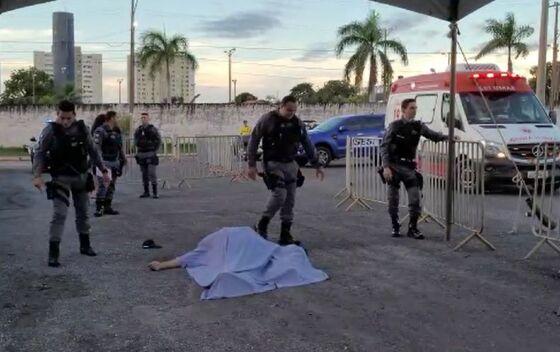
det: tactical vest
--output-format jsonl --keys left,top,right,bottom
{"left": 48, "top": 120, "right": 89, "bottom": 176}
{"left": 262, "top": 115, "right": 303, "bottom": 163}
{"left": 389, "top": 120, "right": 422, "bottom": 162}
{"left": 136, "top": 125, "right": 158, "bottom": 152}
{"left": 100, "top": 125, "right": 123, "bottom": 161}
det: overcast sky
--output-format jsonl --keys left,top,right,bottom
{"left": 0, "top": 0, "right": 542, "bottom": 103}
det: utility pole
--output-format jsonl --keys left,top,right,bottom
{"left": 232, "top": 79, "right": 237, "bottom": 101}
{"left": 129, "top": 0, "right": 139, "bottom": 113}
{"left": 551, "top": 2, "right": 559, "bottom": 109}
{"left": 225, "top": 48, "right": 236, "bottom": 103}
{"left": 32, "top": 70, "right": 36, "bottom": 105}
{"left": 129, "top": 0, "right": 139, "bottom": 140}
{"left": 117, "top": 78, "right": 124, "bottom": 104}
{"left": 537, "top": 0, "right": 549, "bottom": 104}
{"left": 383, "top": 29, "right": 388, "bottom": 100}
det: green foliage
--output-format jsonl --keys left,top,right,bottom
{"left": 235, "top": 92, "right": 258, "bottom": 104}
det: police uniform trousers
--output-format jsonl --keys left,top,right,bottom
{"left": 263, "top": 160, "right": 299, "bottom": 223}
{"left": 387, "top": 162, "right": 422, "bottom": 220}
{"left": 136, "top": 151, "right": 158, "bottom": 187}
{"left": 96, "top": 159, "right": 120, "bottom": 203}
{"left": 50, "top": 174, "right": 91, "bottom": 242}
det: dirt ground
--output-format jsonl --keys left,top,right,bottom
{"left": 1, "top": 161, "right": 560, "bottom": 352}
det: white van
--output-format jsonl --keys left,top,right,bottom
{"left": 385, "top": 67, "right": 560, "bottom": 189}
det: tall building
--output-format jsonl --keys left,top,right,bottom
{"left": 34, "top": 47, "right": 103, "bottom": 104}
{"left": 52, "top": 12, "right": 75, "bottom": 90}
{"left": 128, "top": 54, "right": 196, "bottom": 103}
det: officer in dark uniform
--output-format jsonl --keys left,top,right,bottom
{"left": 93, "top": 110, "right": 126, "bottom": 217}
{"left": 247, "top": 95, "right": 325, "bottom": 245}
{"left": 134, "top": 112, "right": 161, "bottom": 198}
{"left": 32, "top": 100, "right": 110, "bottom": 267}
{"left": 380, "top": 98, "right": 449, "bottom": 239}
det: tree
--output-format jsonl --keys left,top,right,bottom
{"left": 315, "top": 80, "right": 359, "bottom": 104}
{"left": 235, "top": 92, "right": 257, "bottom": 104}
{"left": 290, "top": 83, "right": 316, "bottom": 104}
{"left": 529, "top": 63, "right": 552, "bottom": 105}
{"left": 138, "top": 30, "right": 198, "bottom": 104}
{"left": 335, "top": 11, "right": 408, "bottom": 101}
{"left": 0, "top": 67, "right": 53, "bottom": 105}
{"left": 265, "top": 95, "right": 279, "bottom": 104}
{"left": 475, "top": 13, "right": 534, "bottom": 73}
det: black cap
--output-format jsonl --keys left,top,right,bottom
{"left": 142, "top": 239, "right": 162, "bottom": 249}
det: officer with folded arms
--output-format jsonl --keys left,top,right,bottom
{"left": 32, "top": 100, "right": 110, "bottom": 267}
{"left": 380, "top": 98, "right": 449, "bottom": 239}
{"left": 247, "top": 95, "right": 325, "bottom": 246}
{"left": 134, "top": 112, "right": 161, "bottom": 199}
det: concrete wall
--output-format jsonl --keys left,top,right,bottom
{"left": 0, "top": 103, "right": 385, "bottom": 147}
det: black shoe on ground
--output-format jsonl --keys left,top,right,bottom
{"left": 79, "top": 234, "right": 97, "bottom": 256}
{"left": 104, "top": 200, "right": 119, "bottom": 215}
{"left": 254, "top": 216, "right": 270, "bottom": 239}
{"left": 391, "top": 228, "right": 402, "bottom": 238}
{"left": 278, "top": 222, "right": 301, "bottom": 246}
{"left": 407, "top": 227, "right": 425, "bottom": 240}
{"left": 139, "top": 192, "right": 150, "bottom": 198}
{"left": 151, "top": 184, "right": 159, "bottom": 199}
{"left": 48, "top": 241, "right": 60, "bottom": 267}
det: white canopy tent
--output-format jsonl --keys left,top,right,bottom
{"left": 371, "top": 0, "right": 495, "bottom": 240}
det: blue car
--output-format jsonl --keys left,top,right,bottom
{"left": 305, "top": 113, "right": 385, "bottom": 166}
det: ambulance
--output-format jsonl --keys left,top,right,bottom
{"left": 386, "top": 64, "right": 560, "bottom": 189}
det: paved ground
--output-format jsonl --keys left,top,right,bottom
{"left": 1, "top": 160, "right": 560, "bottom": 352}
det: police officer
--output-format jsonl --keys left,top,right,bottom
{"left": 247, "top": 95, "right": 325, "bottom": 245}
{"left": 32, "top": 100, "right": 110, "bottom": 267}
{"left": 134, "top": 112, "right": 161, "bottom": 199}
{"left": 93, "top": 110, "right": 126, "bottom": 217}
{"left": 381, "top": 98, "right": 449, "bottom": 239}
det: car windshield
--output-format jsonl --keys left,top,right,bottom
{"left": 313, "top": 117, "right": 344, "bottom": 132}
{"left": 460, "top": 92, "right": 551, "bottom": 125}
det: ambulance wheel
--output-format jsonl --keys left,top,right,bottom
{"left": 317, "top": 146, "right": 332, "bottom": 167}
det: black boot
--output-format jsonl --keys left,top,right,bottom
{"left": 152, "top": 183, "right": 159, "bottom": 199}
{"left": 139, "top": 184, "right": 150, "bottom": 198}
{"left": 407, "top": 215, "right": 425, "bottom": 240}
{"left": 278, "top": 222, "right": 301, "bottom": 246}
{"left": 94, "top": 200, "right": 104, "bottom": 217}
{"left": 391, "top": 216, "right": 401, "bottom": 238}
{"left": 48, "top": 241, "right": 60, "bottom": 267}
{"left": 103, "top": 199, "right": 119, "bottom": 215}
{"left": 254, "top": 216, "right": 270, "bottom": 239}
{"left": 79, "top": 233, "right": 97, "bottom": 256}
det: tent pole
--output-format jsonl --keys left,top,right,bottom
{"left": 445, "top": 21, "right": 458, "bottom": 241}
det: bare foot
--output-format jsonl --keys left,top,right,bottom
{"left": 148, "top": 261, "right": 162, "bottom": 271}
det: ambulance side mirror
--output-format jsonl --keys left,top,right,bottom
{"left": 549, "top": 110, "right": 557, "bottom": 124}
{"left": 444, "top": 113, "right": 463, "bottom": 131}
{"left": 338, "top": 125, "right": 348, "bottom": 133}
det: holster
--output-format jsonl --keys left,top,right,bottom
{"left": 46, "top": 181, "right": 70, "bottom": 206}
{"left": 259, "top": 172, "right": 280, "bottom": 190}
{"left": 415, "top": 171, "right": 424, "bottom": 190}
{"left": 377, "top": 166, "right": 386, "bottom": 184}
{"left": 296, "top": 169, "right": 305, "bottom": 188}
{"left": 85, "top": 173, "right": 95, "bottom": 192}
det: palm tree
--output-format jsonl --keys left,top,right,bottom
{"left": 475, "top": 13, "right": 534, "bottom": 73}
{"left": 335, "top": 11, "right": 408, "bottom": 101}
{"left": 138, "top": 30, "right": 198, "bottom": 103}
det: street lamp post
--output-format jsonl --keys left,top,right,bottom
{"left": 117, "top": 78, "right": 124, "bottom": 104}
{"left": 225, "top": 48, "right": 236, "bottom": 103}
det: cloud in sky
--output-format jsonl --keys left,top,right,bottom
{"left": 197, "top": 11, "right": 281, "bottom": 39}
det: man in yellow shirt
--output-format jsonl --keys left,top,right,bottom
{"left": 240, "top": 120, "right": 252, "bottom": 158}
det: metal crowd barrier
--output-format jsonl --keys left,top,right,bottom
{"left": 336, "top": 136, "right": 490, "bottom": 251}
{"left": 419, "top": 140, "right": 491, "bottom": 251}
{"left": 120, "top": 136, "right": 176, "bottom": 187}
{"left": 166, "top": 135, "right": 248, "bottom": 188}
{"left": 524, "top": 142, "right": 560, "bottom": 259}
{"left": 335, "top": 136, "right": 407, "bottom": 211}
